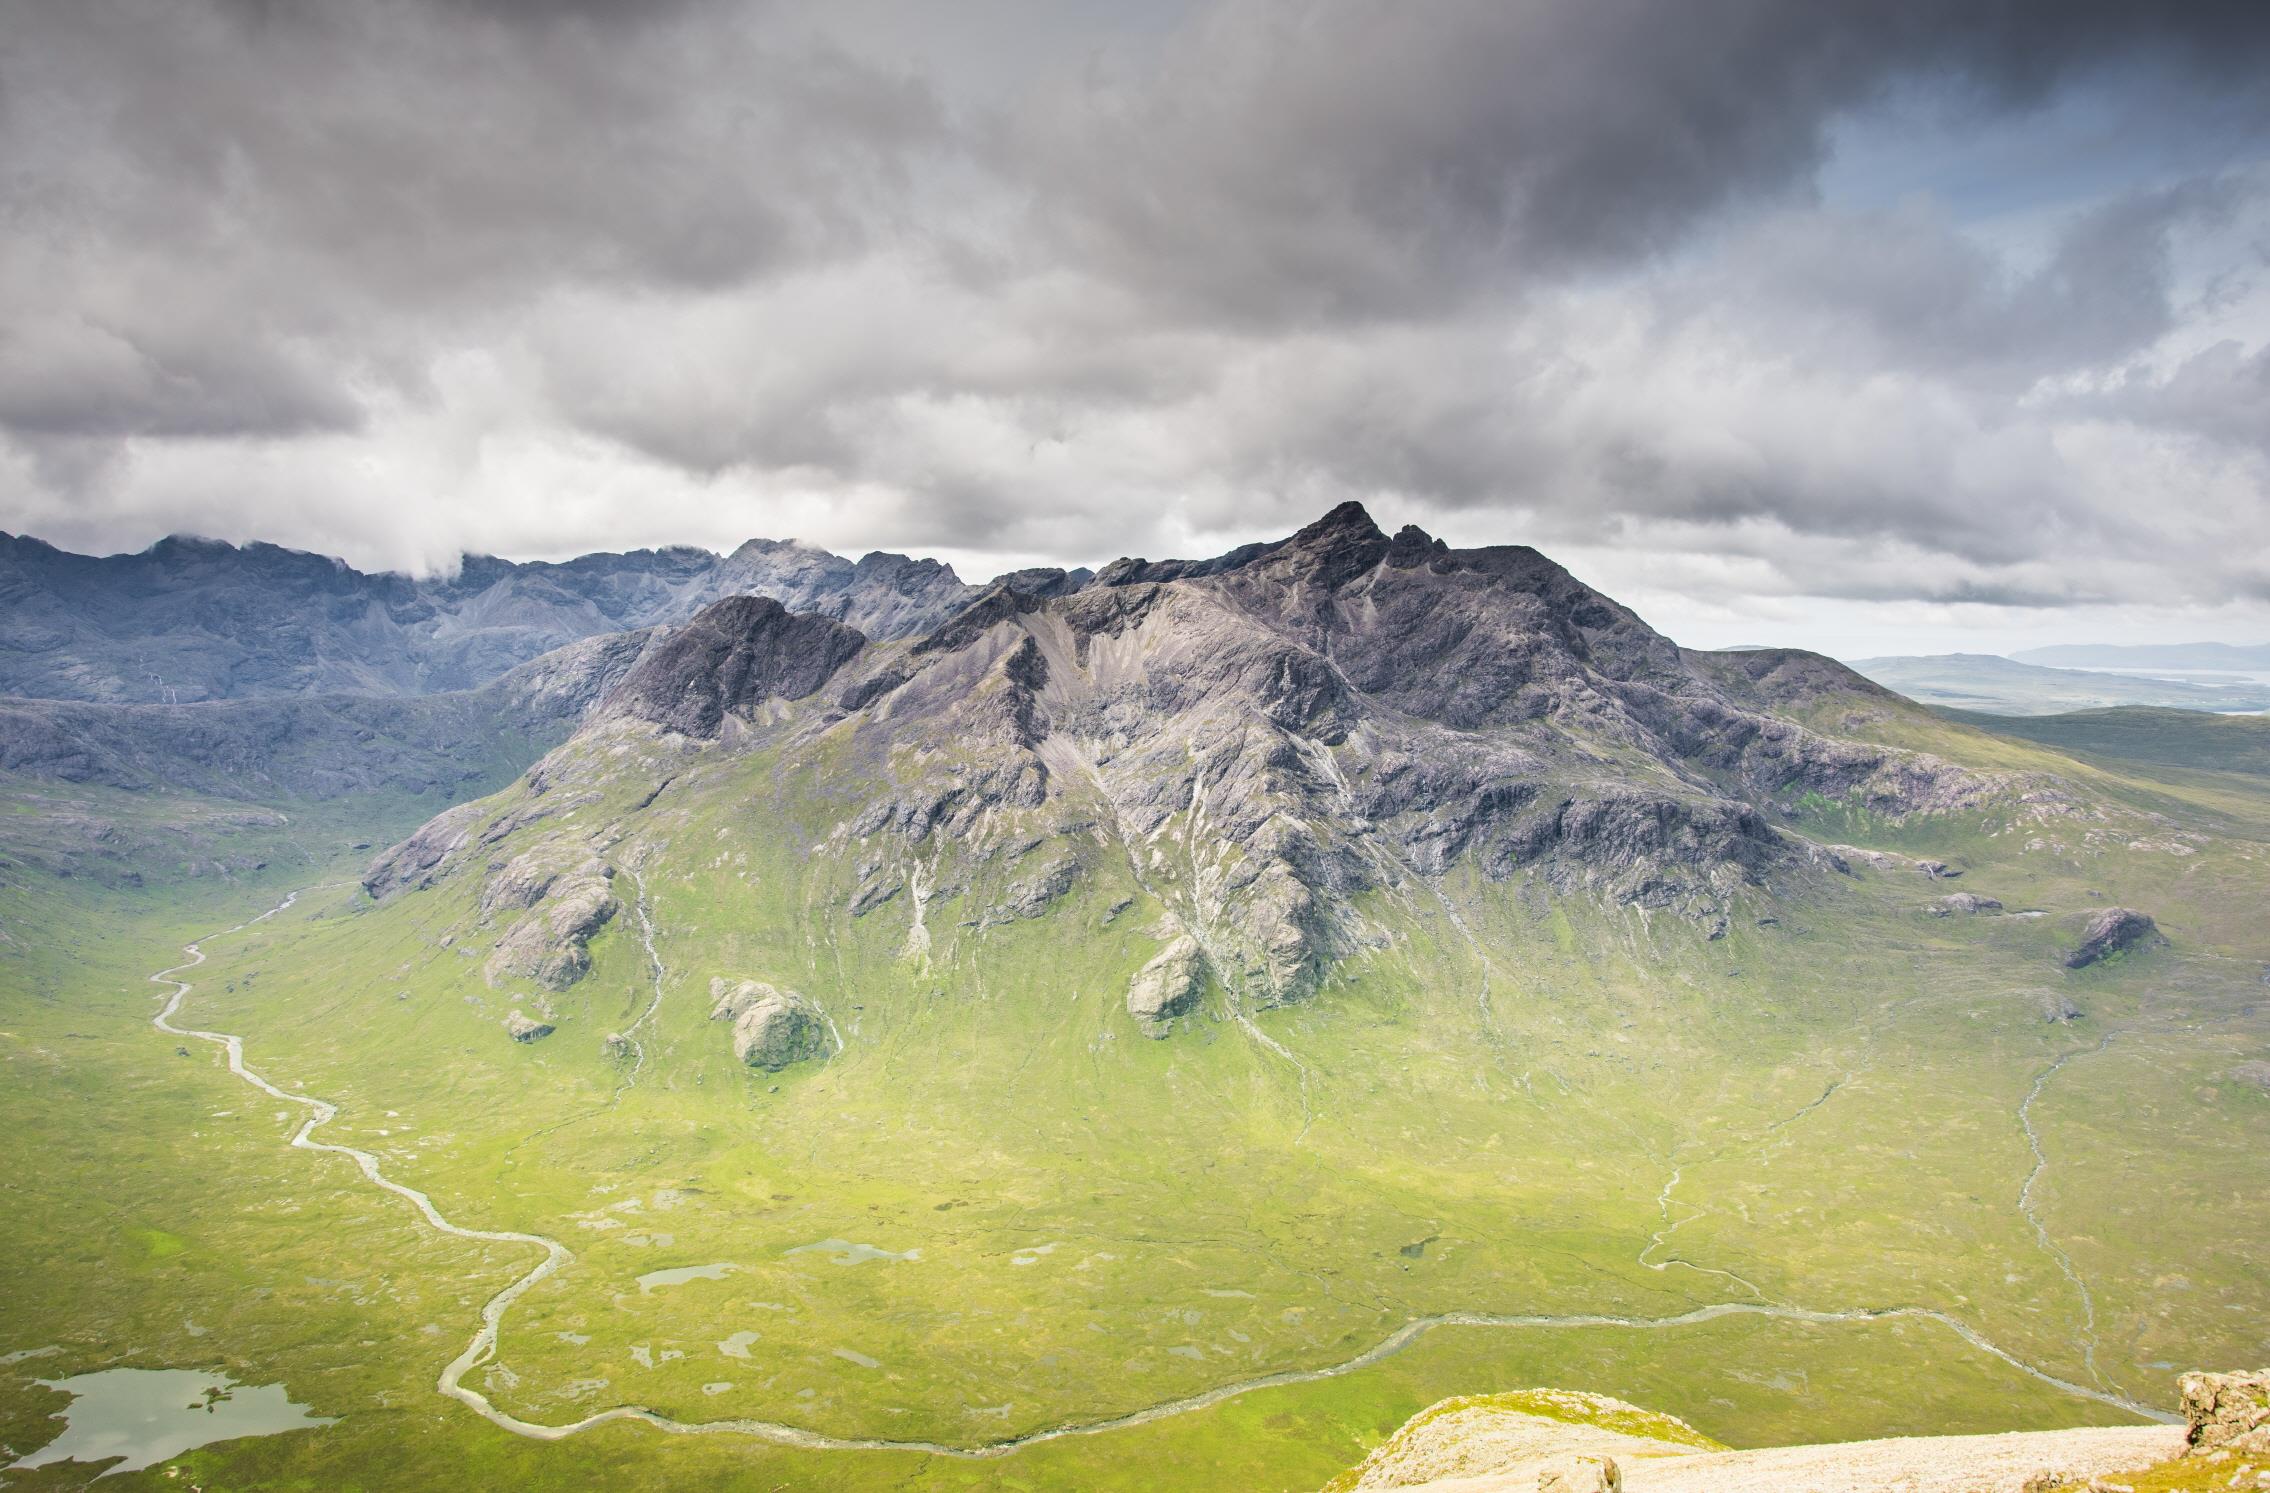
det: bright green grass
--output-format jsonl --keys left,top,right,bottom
{"left": 3, "top": 714, "right": 2267, "bottom": 1490}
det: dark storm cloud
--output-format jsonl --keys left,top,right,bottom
{"left": 1005, "top": 0, "right": 2270, "bottom": 326}
{"left": 0, "top": 0, "right": 2266, "bottom": 630}
{"left": 0, "top": 0, "right": 941, "bottom": 441}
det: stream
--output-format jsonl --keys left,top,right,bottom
{"left": 146, "top": 887, "right": 2178, "bottom": 1462}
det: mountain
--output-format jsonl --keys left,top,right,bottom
{"left": 5, "top": 502, "right": 2265, "bottom": 1492}
{"left": 0, "top": 529, "right": 1004, "bottom": 704}
{"left": 1845, "top": 651, "right": 2270, "bottom": 715}
{"left": 0, "top": 626, "right": 655, "bottom": 805}
{"left": 2014, "top": 642, "right": 2270, "bottom": 672}
{"left": 369, "top": 502, "right": 2003, "bottom": 1005}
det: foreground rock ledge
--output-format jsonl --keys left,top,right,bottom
{"left": 1315, "top": 1375, "right": 2270, "bottom": 1491}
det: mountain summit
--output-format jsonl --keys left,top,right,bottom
{"left": 370, "top": 505, "right": 2007, "bottom": 1027}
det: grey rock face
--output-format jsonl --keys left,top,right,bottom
{"left": 1928, "top": 892, "right": 2003, "bottom": 916}
{"left": 605, "top": 595, "right": 866, "bottom": 737}
{"left": 364, "top": 801, "right": 490, "bottom": 899}
{"left": 709, "top": 978, "right": 831, "bottom": 1070}
{"left": 989, "top": 855, "right": 1079, "bottom": 924}
{"left": 485, "top": 868, "right": 617, "bottom": 990}
{"left": 0, "top": 529, "right": 974, "bottom": 704}
{"left": 2040, "top": 993, "right": 2084, "bottom": 1024}
{"left": 1127, "top": 934, "right": 1206, "bottom": 1033}
{"left": 375, "top": 502, "right": 2021, "bottom": 1016}
{"left": 2230, "top": 1060, "right": 2270, "bottom": 1093}
{"left": 504, "top": 1010, "right": 555, "bottom": 1043}
{"left": 2064, "top": 907, "right": 2164, "bottom": 969}
{"left": 0, "top": 625, "right": 654, "bottom": 806}
{"left": 770, "top": 503, "right": 2004, "bottom": 1008}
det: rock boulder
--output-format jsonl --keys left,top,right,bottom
{"left": 1127, "top": 935, "right": 1206, "bottom": 1033}
{"left": 2064, "top": 907, "right": 2164, "bottom": 969}
{"left": 485, "top": 871, "right": 617, "bottom": 990}
{"left": 1536, "top": 1456, "right": 1620, "bottom": 1493}
{"left": 710, "top": 978, "right": 831, "bottom": 1070}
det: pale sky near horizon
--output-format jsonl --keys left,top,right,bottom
{"left": 3, "top": 0, "right": 2268, "bottom": 658}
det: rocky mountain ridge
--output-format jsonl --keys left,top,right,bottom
{"left": 0, "top": 625, "right": 657, "bottom": 803}
{"left": 369, "top": 502, "right": 2050, "bottom": 1037}
{"left": 0, "top": 528, "right": 1007, "bottom": 703}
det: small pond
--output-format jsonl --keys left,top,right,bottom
{"left": 9, "top": 1367, "right": 334, "bottom": 1478}
{"left": 636, "top": 1262, "right": 735, "bottom": 1293}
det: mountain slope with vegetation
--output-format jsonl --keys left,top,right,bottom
{"left": 1, "top": 506, "right": 2264, "bottom": 1490}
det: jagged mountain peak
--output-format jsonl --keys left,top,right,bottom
{"left": 379, "top": 506, "right": 2019, "bottom": 1035}
{"left": 605, "top": 594, "right": 866, "bottom": 739}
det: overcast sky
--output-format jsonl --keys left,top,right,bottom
{"left": 2, "top": 0, "right": 2267, "bottom": 657}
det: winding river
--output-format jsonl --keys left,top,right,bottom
{"left": 148, "top": 888, "right": 2176, "bottom": 1461}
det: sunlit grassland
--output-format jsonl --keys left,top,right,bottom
{"left": 2, "top": 708, "right": 2267, "bottom": 1490}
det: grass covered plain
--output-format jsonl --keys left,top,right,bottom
{"left": 2, "top": 707, "right": 2267, "bottom": 1490}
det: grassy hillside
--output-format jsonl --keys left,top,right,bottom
{"left": 1945, "top": 706, "right": 2270, "bottom": 778}
{"left": 5, "top": 700, "right": 2263, "bottom": 1489}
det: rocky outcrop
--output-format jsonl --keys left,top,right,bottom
{"left": 364, "top": 801, "right": 490, "bottom": 898}
{"left": 485, "top": 868, "right": 617, "bottom": 990}
{"left": 504, "top": 1010, "right": 554, "bottom": 1043}
{"left": 1127, "top": 934, "right": 1206, "bottom": 1033}
{"left": 2234, "top": 1061, "right": 2270, "bottom": 1093}
{"left": 605, "top": 595, "right": 866, "bottom": 737}
{"left": 2183, "top": 1369, "right": 2270, "bottom": 1457}
{"left": 481, "top": 845, "right": 609, "bottom": 921}
{"left": 1326, "top": 1388, "right": 2186, "bottom": 1492}
{"left": 1929, "top": 892, "right": 2003, "bottom": 916}
{"left": 709, "top": 978, "right": 831, "bottom": 1070}
{"left": 2041, "top": 993, "right": 2085, "bottom": 1024}
{"left": 2063, "top": 908, "right": 2164, "bottom": 969}
{"left": 1323, "top": 1389, "right": 1715, "bottom": 1490}
{"left": 987, "top": 855, "right": 1079, "bottom": 924}
{"left": 1535, "top": 1456, "right": 1619, "bottom": 1492}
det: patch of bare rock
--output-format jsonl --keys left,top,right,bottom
{"left": 1127, "top": 930, "right": 1208, "bottom": 1034}
{"left": 483, "top": 855, "right": 617, "bottom": 990}
{"left": 2182, "top": 1368, "right": 2270, "bottom": 1457}
{"left": 1928, "top": 891, "right": 2003, "bottom": 916}
{"left": 709, "top": 978, "right": 830, "bottom": 1070}
{"left": 2063, "top": 908, "right": 2165, "bottom": 969}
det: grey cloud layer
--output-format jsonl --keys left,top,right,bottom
{"left": 1, "top": 0, "right": 2266, "bottom": 619}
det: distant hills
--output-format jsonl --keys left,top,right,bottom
{"left": 0, "top": 531, "right": 1024, "bottom": 704}
{"left": 2014, "top": 641, "right": 2270, "bottom": 671}
{"left": 1846, "top": 651, "right": 2270, "bottom": 716}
